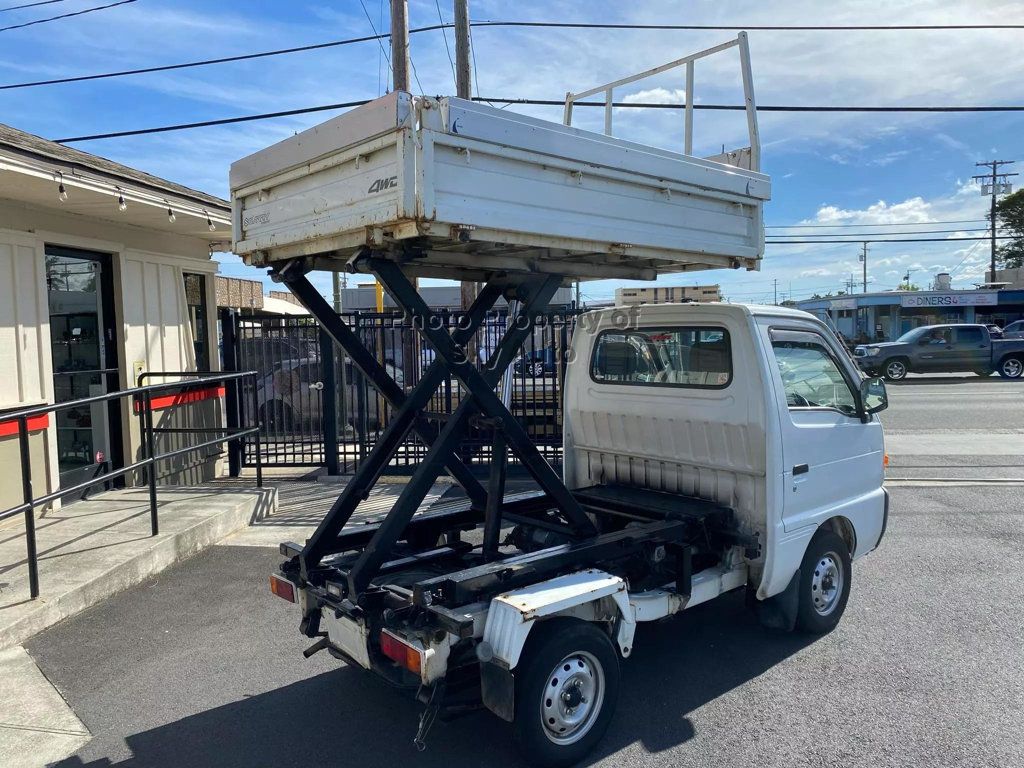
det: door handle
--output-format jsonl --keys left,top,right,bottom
{"left": 793, "top": 464, "right": 809, "bottom": 475}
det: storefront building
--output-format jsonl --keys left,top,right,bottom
{"left": 0, "top": 123, "right": 232, "bottom": 511}
{"left": 796, "top": 287, "right": 1024, "bottom": 343}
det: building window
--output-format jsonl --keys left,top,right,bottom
{"left": 183, "top": 273, "right": 210, "bottom": 370}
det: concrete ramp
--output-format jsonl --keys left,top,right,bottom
{"left": 0, "top": 485, "right": 275, "bottom": 650}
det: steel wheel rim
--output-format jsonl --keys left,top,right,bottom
{"left": 540, "top": 651, "right": 605, "bottom": 746}
{"left": 810, "top": 551, "right": 844, "bottom": 616}
{"left": 886, "top": 361, "right": 905, "bottom": 379}
{"left": 1003, "top": 359, "right": 1022, "bottom": 378}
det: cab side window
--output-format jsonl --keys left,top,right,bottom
{"left": 771, "top": 336, "right": 857, "bottom": 416}
{"left": 956, "top": 327, "right": 984, "bottom": 345}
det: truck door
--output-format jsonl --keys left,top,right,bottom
{"left": 952, "top": 326, "right": 990, "bottom": 372}
{"left": 767, "top": 328, "right": 884, "bottom": 534}
{"left": 913, "top": 326, "right": 954, "bottom": 371}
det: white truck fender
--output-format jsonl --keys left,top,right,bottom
{"left": 481, "top": 569, "right": 635, "bottom": 670}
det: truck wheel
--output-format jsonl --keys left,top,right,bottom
{"left": 883, "top": 359, "right": 908, "bottom": 381}
{"left": 795, "top": 530, "right": 852, "bottom": 634}
{"left": 513, "top": 619, "right": 620, "bottom": 768}
{"left": 998, "top": 357, "right": 1023, "bottom": 379}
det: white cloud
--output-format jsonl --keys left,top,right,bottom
{"left": 621, "top": 88, "right": 687, "bottom": 105}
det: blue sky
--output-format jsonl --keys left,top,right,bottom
{"left": 2, "top": 0, "right": 1022, "bottom": 304}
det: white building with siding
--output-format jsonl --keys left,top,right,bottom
{"left": 0, "top": 123, "right": 232, "bottom": 511}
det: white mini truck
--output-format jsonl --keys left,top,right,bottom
{"left": 236, "top": 35, "right": 889, "bottom": 766}
{"left": 267, "top": 302, "right": 889, "bottom": 766}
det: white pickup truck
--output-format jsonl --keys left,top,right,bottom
{"left": 269, "top": 300, "right": 889, "bottom": 767}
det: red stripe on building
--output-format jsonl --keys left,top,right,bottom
{"left": 134, "top": 385, "right": 226, "bottom": 413}
{"left": 0, "top": 413, "right": 49, "bottom": 438}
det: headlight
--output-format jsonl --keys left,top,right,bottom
{"left": 866, "top": 347, "right": 882, "bottom": 357}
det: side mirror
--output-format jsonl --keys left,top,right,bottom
{"left": 860, "top": 376, "right": 888, "bottom": 415}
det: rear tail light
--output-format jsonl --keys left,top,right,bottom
{"left": 379, "top": 630, "right": 423, "bottom": 674}
{"left": 270, "top": 574, "right": 296, "bottom": 603}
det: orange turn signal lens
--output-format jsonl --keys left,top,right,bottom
{"left": 883, "top": 453, "right": 890, "bottom": 468}
{"left": 270, "top": 574, "right": 296, "bottom": 603}
{"left": 380, "top": 630, "right": 423, "bottom": 674}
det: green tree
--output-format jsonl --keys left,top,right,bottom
{"left": 996, "top": 188, "right": 1024, "bottom": 269}
{"left": 896, "top": 282, "right": 920, "bottom": 291}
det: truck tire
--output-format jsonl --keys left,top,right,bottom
{"left": 795, "top": 530, "right": 852, "bottom": 634}
{"left": 998, "top": 356, "right": 1023, "bottom": 379}
{"left": 882, "top": 358, "right": 908, "bottom": 381}
{"left": 512, "top": 619, "right": 620, "bottom": 768}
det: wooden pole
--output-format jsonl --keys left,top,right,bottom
{"left": 390, "top": 0, "right": 410, "bottom": 92}
{"left": 454, "top": 0, "right": 471, "bottom": 99}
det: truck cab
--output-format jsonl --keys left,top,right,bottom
{"left": 565, "top": 302, "right": 888, "bottom": 607}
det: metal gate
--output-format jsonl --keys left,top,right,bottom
{"left": 224, "top": 307, "right": 584, "bottom": 472}
{"left": 222, "top": 311, "right": 328, "bottom": 466}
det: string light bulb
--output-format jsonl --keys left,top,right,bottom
{"left": 166, "top": 201, "right": 176, "bottom": 223}
{"left": 56, "top": 172, "right": 68, "bottom": 202}
{"left": 116, "top": 187, "right": 127, "bottom": 212}
{"left": 204, "top": 209, "right": 216, "bottom": 231}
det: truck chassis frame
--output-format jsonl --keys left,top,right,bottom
{"left": 272, "top": 249, "right": 748, "bottom": 664}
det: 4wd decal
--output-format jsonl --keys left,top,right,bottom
{"left": 367, "top": 175, "right": 398, "bottom": 194}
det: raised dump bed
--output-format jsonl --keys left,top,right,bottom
{"left": 230, "top": 37, "right": 770, "bottom": 282}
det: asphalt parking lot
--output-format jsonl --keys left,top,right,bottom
{"left": 23, "top": 375, "right": 1024, "bottom": 768}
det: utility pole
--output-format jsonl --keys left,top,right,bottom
{"left": 454, "top": 0, "right": 481, "bottom": 311}
{"left": 773, "top": 278, "right": 778, "bottom": 305}
{"left": 859, "top": 242, "right": 868, "bottom": 293}
{"left": 390, "top": 0, "right": 410, "bottom": 92}
{"left": 454, "top": 0, "right": 471, "bottom": 99}
{"left": 972, "top": 160, "right": 1017, "bottom": 283}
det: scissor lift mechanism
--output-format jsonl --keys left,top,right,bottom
{"left": 273, "top": 251, "right": 745, "bottom": 621}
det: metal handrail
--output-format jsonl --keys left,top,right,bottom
{"left": 562, "top": 32, "right": 760, "bottom": 170}
{"left": 0, "top": 371, "right": 262, "bottom": 599}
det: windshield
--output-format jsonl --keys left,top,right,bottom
{"left": 896, "top": 327, "right": 928, "bottom": 343}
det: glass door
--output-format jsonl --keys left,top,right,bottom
{"left": 46, "top": 246, "right": 122, "bottom": 498}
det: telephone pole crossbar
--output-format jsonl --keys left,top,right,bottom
{"left": 972, "top": 160, "right": 1017, "bottom": 282}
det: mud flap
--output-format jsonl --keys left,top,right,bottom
{"left": 755, "top": 569, "right": 800, "bottom": 631}
{"left": 481, "top": 661, "right": 515, "bottom": 722}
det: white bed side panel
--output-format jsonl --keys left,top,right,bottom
{"left": 428, "top": 135, "right": 761, "bottom": 260}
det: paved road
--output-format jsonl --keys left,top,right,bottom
{"left": 877, "top": 374, "right": 1023, "bottom": 433}
{"left": 27, "top": 484, "right": 1024, "bottom": 768}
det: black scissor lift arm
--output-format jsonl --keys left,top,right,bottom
{"left": 275, "top": 252, "right": 601, "bottom": 599}
{"left": 275, "top": 251, "right": 745, "bottom": 614}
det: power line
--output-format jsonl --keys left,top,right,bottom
{"left": 765, "top": 218, "right": 988, "bottom": 228}
{"left": 57, "top": 100, "right": 370, "bottom": 143}
{"left": 0, "top": 29, "right": 410, "bottom": 90}
{"left": 0, "top": 0, "right": 69, "bottom": 12}
{"left": 0, "top": 0, "right": 134, "bottom": 32}
{"left": 4, "top": 19, "right": 1023, "bottom": 90}
{"left": 767, "top": 227, "right": 993, "bottom": 238}
{"left": 53, "top": 98, "right": 1024, "bottom": 143}
{"left": 357, "top": 0, "right": 391, "bottom": 71}
{"left": 767, "top": 235, "right": 1014, "bottom": 244}
{"left": 472, "top": 21, "right": 1024, "bottom": 31}
{"left": 434, "top": 0, "right": 456, "bottom": 87}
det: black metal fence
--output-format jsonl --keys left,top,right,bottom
{"left": 0, "top": 371, "right": 261, "bottom": 599}
{"left": 222, "top": 307, "right": 585, "bottom": 474}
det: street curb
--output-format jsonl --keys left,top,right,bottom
{"left": 0, "top": 487, "right": 277, "bottom": 651}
